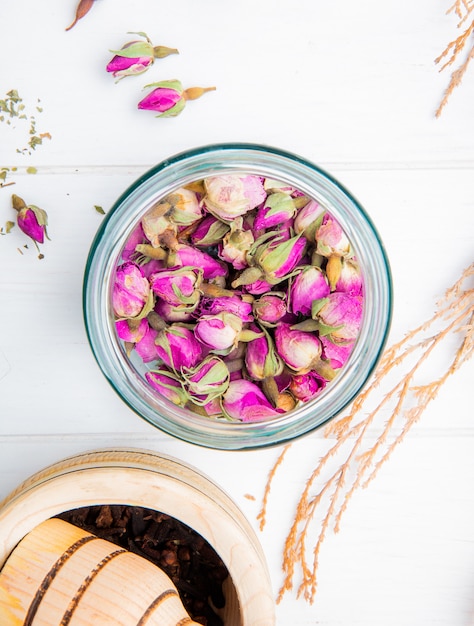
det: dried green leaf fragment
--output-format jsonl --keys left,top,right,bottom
{"left": 94, "top": 205, "right": 105, "bottom": 215}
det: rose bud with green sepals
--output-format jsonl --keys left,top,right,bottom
{"left": 313, "top": 292, "right": 363, "bottom": 344}
{"left": 154, "top": 299, "right": 195, "bottom": 323}
{"left": 218, "top": 217, "right": 254, "bottom": 270}
{"left": 290, "top": 266, "right": 330, "bottom": 316}
{"left": 274, "top": 323, "right": 324, "bottom": 374}
{"left": 191, "top": 215, "right": 230, "bottom": 247}
{"left": 194, "top": 312, "right": 243, "bottom": 353}
{"left": 168, "top": 244, "right": 227, "bottom": 280}
{"left": 145, "top": 369, "right": 188, "bottom": 406}
{"left": 115, "top": 318, "right": 148, "bottom": 343}
{"left": 320, "top": 335, "right": 354, "bottom": 369}
{"left": 244, "top": 325, "right": 283, "bottom": 381}
{"left": 243, "top": 278, "right": 273, "bottom": 295}
{"left": 106, "top": 32, "right": 178, "bottom": 81}
{"left": 155, "top": 325, "right": 203, "bottom": 372}
{"left": 203, "top": 174, "right": 266, "bottom": 221}
{"left": 199, "top": 295, "right": 253, "bottom": 323}
{"left": 315, "top": 214, "right": 351, "bottom": 258}
{"left": 138, "top": 80, "right": 216, "bottom": 118}
{"left": 335, "top": 258, "right": 363, "bottom": 295}
{"left": 164, "top": 188, "right": 202, "bottom": 226}
{"left": 12, "top": 194, "right": 49, "bottom": 245}
{"left": 140, "top": 201, "right": 177, "bottom": 249}
{"left": 113, "top": 262, "right": 154, "bottom": 320}
{"left": 263, "top": 178, "right": 297, "bottom": 195}
{"left": 294, "top": 199, "right": 325, "bottom": 241}
{"left": 289, "top": 371, "right": 327, "bottom": 402}
{"left": 221, "top": 379, "right": 284, "bottom": 422}
{"left": 253, "top": 293, "right": 287, "bottom": 326}
{"left": 253, "top": 192, "right": 296, "bottom": 231}
{"left": 182, "top": 355, "right": 230, "bottom": 405}
{"left": 149, "top": 267, "right": 202, "bottom": 308}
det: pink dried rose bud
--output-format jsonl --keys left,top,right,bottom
{"left": 113, "top": 262, "right": 154, "bottom": 319}
{"left": 289, "top": 371, "right": 327, "bottom": 402}
{"left": 263, "top": 178, "right": 297, "bottom": 194}
{"left": 253, "top": 192, "right": 296, "bottom": 231}
{"left": 218, "top": 217, "right": 254, "bottom": 270}
{"left": 191, "top": 215, "right": 230, "bottom": 247}
{"left": 155, "top": 324, "right": 203, "bottom": 371}
{"left": 294, "top": 199, "right": 325, "bottom": 240}
{"left": 290, "top": 266, "right": 330, "bottom": 316}
{"left": 316, "top": 214, "right": 351, "bottom": 258}
{"left": 335, "top": 257, "right": 363, "bottom": 295}
{"left": 145, "top": 369, "right": 188, "bottom": 406}
{"left": 194, "top": 312, "right": 243, "bottom": 352}
{"left": 169, "top": 244, "right": 228, "bottom": 280}
{"left": 242, "top": 278, "right": 274, "bottom": 295}
{"left": 274, "top": 323, "right": 322, "bottom": 373}
{"left": 221, "top": 379, "right": 283, "bottom": 422}
{"left": 154, "top": 299, "right": 195, "bottom": 322}
{"left": 12, "top": 194, "right": 49, "bottom": 245}
{"left": 106, "top": 32, "right": 178, "bottom": 81}
{"left": 138, "top": 80, "right": 216, "bottom": 118}
{"left": 115, "top": 318, "right": 148, "bottom": 343}
{"left": 203, "top": 174, "right": 266, "bottom": 221}
{"left": 244, "top": 325, "right": 283, "bottom": 381}
{"left": 253, "top": 293, "right": 287, "bottom": 326}
{"left": 164, "top": 188, "right": 202, "bottom": 226}
{"left": 150, "top": 267, "right": 202, "bottom": 308}
{"left": 199, "top": 296, "right": 253, "bottom": 323}
{"left": 320, "top": 335, "right": 354, "bottom": 369}
{"left": 182, "top": 355, "right": 230, "bottom": 405}
{"left": 313, "top": 292, "right": 363, "bottom": 344}
{"left": 135, "top": 325, "right": 160, "bottom": 362}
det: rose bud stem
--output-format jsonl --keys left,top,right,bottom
{"left": 199, "top": 282, "right": 235, "bottom": 298}
{"left": 153, "top": 46, "right": 179, "bottom": 58}
{"left": 134, "top": 243, "right": 168, "bottom": 260}
{"left": 11, "top": 194, "right": 27, "bottom": 211}
{"left": 182, "top": 86, "right": 216, "bottom": 101}
{"left": 262, "top": 376, "right": 280, "bottom": 407}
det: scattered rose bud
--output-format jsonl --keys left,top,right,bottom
{"left": 203, "top": 175, "right": 266, "bottom": 221}
{"left": 12, "top": 193, "right": 49, "bottom": 247}
{"left": 290, "top": 266, "right": 330, "bottom": 316}
{"left": 106, "top": 32, "right": 178, "bottom": 81}
{"left": 113, "top": 262, "right": 154, "bottom": 319}
{"left": 138, "top": 80, "right": 216, "bottom": 118}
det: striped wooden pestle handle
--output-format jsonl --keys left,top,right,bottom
{"left": 0, "top": 517, "right": 203, "bottom": 626}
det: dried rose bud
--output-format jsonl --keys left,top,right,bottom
{"left": 316, "top": 214, "right": 351, "bottom": 258}
{"left": 155, "top": 324, "right": 203, "bottom": 371}
{"left": 263, "top": 178, "right": 297, "bottom": 194}
{"left": 253, "top": 192, "right": 296, "bottom": 231}
{"left": 289, "top": 371, "right": 327, "bottom": 401}
{"left": 242, "top": 278, "right": 274, "bottom": 295}
{"left": 135, "top": 325, "right": 160, "bottom": 362}
{"left": 290, "top": 266, "right": 330, "bottom": 316}
{"left": 274, "top": 323, "right": 322, "bottom": 374}
{"left": 218, "top": 217, "right": 254, "bottom": 270}
{"left": 113, "top": 262, "right": 154, "bottom": 320}
{"left": 191, "top": 215, "right": 230, "bottom": 247}
{"left": 313, "top": 292, "right": 363, "bottom": 344}
{"left": 253, "top": 293, "right": 287, "bottom": 326}
{"left": 221, "top": 379, "right": 283, "bottom": 422}
{"left": 164, "top": 188, "right": 202, "bottom": 226}
{"left": 168, "top": 244, "right": 227, "bottom": 280}
{"left": 245, "top": 325, "right": 283, "bottom": 380}
{"left": 154, "top": 299, "right": 195, "bottom": 322}
{"left": 138, "top": 80, "right": 215, "bottom": 118}
{"left": 106, "top": 32, "right": 178, "bottom": 81}
{"left": 145, "top": 369, "right": 188, "bottom": 406}
{"left": 335, "top": 257, "right": 363, "bottom": 295}
{"left": 12, "top": 194, "right": 49, "bottom": 245}
{"left": 182, "top": 355, "right": 230, "bottom": 405}
{"left": 194, "top": 312, "right": 243, "bottom": 352}
{"left": 150, "top": 267, "right": 202, "bottom": 308}
{"left": 115, "top": 318, "right": 148, "bottom": 343}
{"left": 199, "top": 296, "right": 253, "bottom": 323}
{"left": 203, "top": 174, "right": 266, "bottom": 221}
{"left": 320, "top": 335, "right": 354, "bottom": 369}
{"left": 294, "top": 199, "right": 325, "bottom": 241}
{"left": 122, "top": 222, "right": 146, "bottom": 261}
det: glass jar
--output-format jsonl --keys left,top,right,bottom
{"left": 83, "top": 143, "right": 392, "bottom": 450}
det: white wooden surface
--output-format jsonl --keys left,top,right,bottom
{"left": 1, "top": 2, "right": 473, "bottom": 624}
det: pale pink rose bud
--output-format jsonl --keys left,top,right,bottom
{"left": 141, "top": 203, "right": 176, "bottom": 248}
{"left": 106, "top": 32, "right": 178, "bottom": 81}
{"left": 290, "top": 266, "right": 330, "bottom": 316}
{"left": 294, "top": 199, "right": 325, "bottom": 240}
{"left": 253, "top": 234, "right": 307, "bottom": 284}
{"left": 335, "top": 258, "right": 363, "bottom": 295}
{"left": 115, "top": 318, "right": 148, "bottom": 343}
{"left": 289, "top": 371, "right": 327, "bottom": 402}
{"left": 154, "top": 299, "right": 195, "bottom": 322}
{"left": 274, "top": 323, "right": 322, "bottom": 373}
{"left": 221, "top": 379, "right": 283, "bottom": 422}
{"left": 155, "top": 325, "right": 203, "bottom": 371}
{"left": 253, "top": 192, "right": 296, "bottom": 231}
{"left": 218, "top": 218, "right": 254, "bottom": 270}
{"left": 199, "top": 296, "right": 253, "bottom": 323}
{"left": 320, "top": 335, "right": 354, "bottom": 369}
{"left": 243, "top": 279, "right": 273, "bottom": 295}
{"left": 182, "top": 355, "right": 230, "bottom": 405}
{"left": 169, "top": 244, "right": 228, "bottom": 280}
{"left": 203, "top": 174, "right": 266, "bottom": 221}
{"left": 315, "top": 292, "right": 363, "bottom": 344}
{"left": 194, "top": 312, "right": 243, "bottom": 352}
{"left": 263, "top": 178, "right": 297, "bottom": 194}
{"left": 150, "top": 267, "right": 202, "bottom": 307}
{"left": 245, "top": 325, "right": 283, "bottom": 380}
{"left": 253, "top": 293, "right": 287, "bottom": 326}
{"left": 316, "top": 214, "right": 351, "bottom": 258}
{"left": 145, "top": 369, "right": 188, "bottom": 406}
{"left": 191, "top": 215, "right": 230, "bottom": 247}
{"left": 113, "top": 262, "right": 153, "bottom": 319}
{"left": 164, "top": 188, "right": 202, "bottom": 226}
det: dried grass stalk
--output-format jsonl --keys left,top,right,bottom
{"left": 259, "top": 262, "right": 474, "bottom": 604}
{"left": 435, "top": 1, "right": 474, "bottom": 116}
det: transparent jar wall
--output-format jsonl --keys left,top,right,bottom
{"left": 83, "top": 144, "right": 392, "bottom": 450}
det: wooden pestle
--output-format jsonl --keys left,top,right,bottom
{"left": 0, "top": 517, "right": 202, "bottom": 626}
